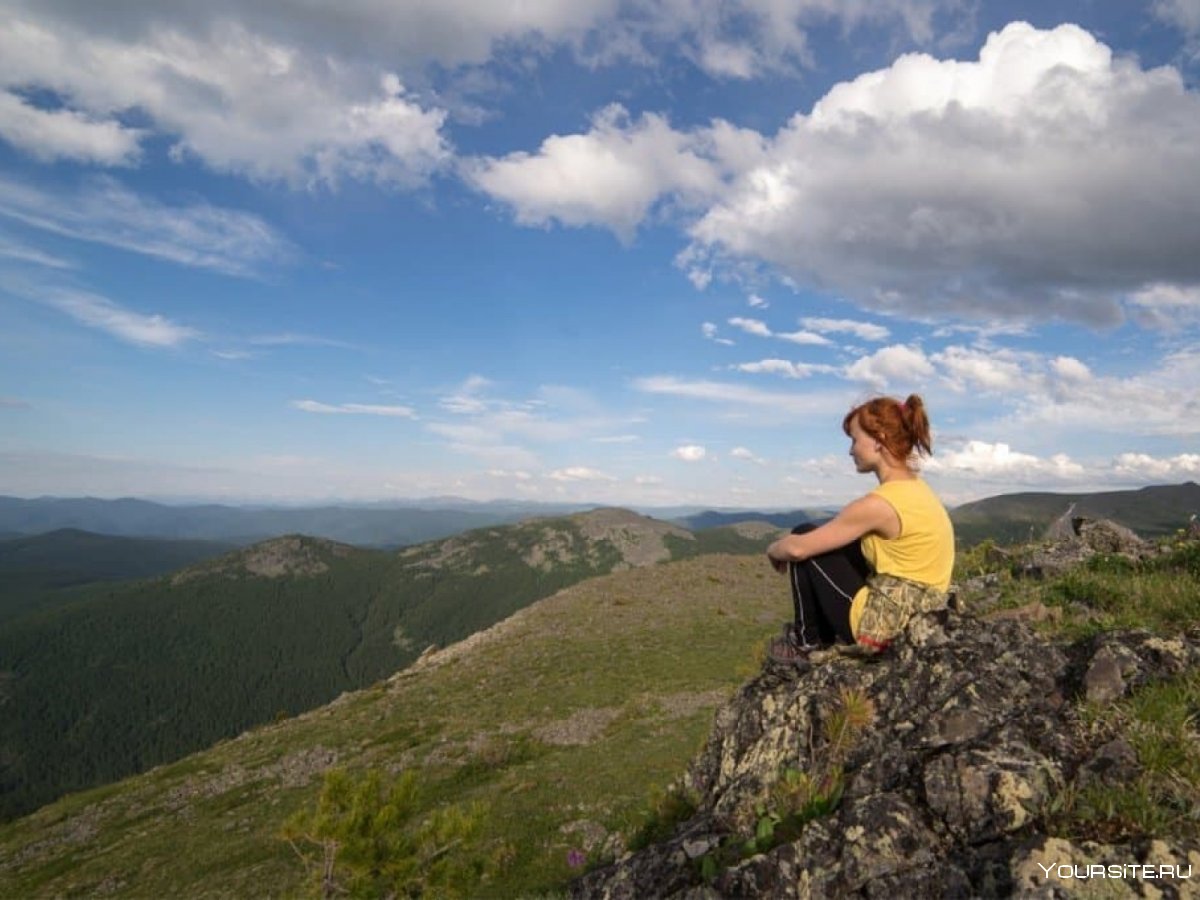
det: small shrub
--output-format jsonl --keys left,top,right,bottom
{"left": 281, "top": 767, "right": 493, "bottom": 898}
{"left": 627, "top": 785, "right": 699, "bottom": 852}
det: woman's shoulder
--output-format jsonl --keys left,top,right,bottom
{"left": 873, "top": 477, "right": 945, "bottom": 506}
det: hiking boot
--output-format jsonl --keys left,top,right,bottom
{"left": 768, "top": 633, "right": 822, "bottom": 666}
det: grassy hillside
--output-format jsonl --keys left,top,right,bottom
{"left": 0, "top": 529, "right": 236, "bottom": 623}
{"left": 0, "top": 510, "right": 767, "bottom": 822}
{"left": 951, "top": 481, "right": 1200, "bottom": 547}
{"left": 2, "top": 528, "right": 1198, "bottom": 898}
{"left": 0, "top": 554, "right": 785, "bottom": 898}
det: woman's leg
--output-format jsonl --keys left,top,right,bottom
{"left": 787, "top": 523, "right": 870, "bottom": 646}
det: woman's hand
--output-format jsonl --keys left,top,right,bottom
{"left": 766, "top": 540, "right": 792, "bottom": 573}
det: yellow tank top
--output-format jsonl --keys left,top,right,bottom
{"left": 849, "top": 478, "right": 955, "bottom": 637}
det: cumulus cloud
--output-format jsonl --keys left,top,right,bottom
{"left": 0, "top": 90, "right": 142, "bottom": 165}
{"left": 1010, "top": 346, "right": 1200, "bottom": 437}
{"left": 291, "top": 400, "right": 416, "bottom": 417}
{"left": 1049, "top": 355, "right": 1092, "bottom": 383}
{"left": 1127, "top": 283, "right": 1200, "bottom": 329}
{"left": 0, "top": 13, "right": 450, "bottom": 187}
{"left": 1111, "top": 452, "right": 1200, "bottom": 480}
{"left": 466, "top": 105, "right": 723, "bottom": 241}
{"left": 683, "top": 22, "right": 1200, "bottom": 326}
{"left": 672, "top": 444, "right": 707, "bottom": 461}
{"left": 36, "top": 287, "right": 200, "bottom": 348}
{"left": 844, "top": 344, "right": 935, "bottom": 389}
{"left": 931, "top": 345, "right": 1027, "bottom": 393}
{"left": 925, "top": 440, "right": 1085, "bottom": 480}
{"left": 0, "top": 176, "right": 294, "bottom": 277}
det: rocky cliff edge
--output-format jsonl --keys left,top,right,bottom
{"left": 573, "top": 522, "right": 1200, "bottom": 899}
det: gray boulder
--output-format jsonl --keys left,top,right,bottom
{"left": 571, "top": 613, "right": 1200, "bottom": 899}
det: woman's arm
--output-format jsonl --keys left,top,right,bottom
{"left": 767, "top": 494, "right": 900, "bottom": 566}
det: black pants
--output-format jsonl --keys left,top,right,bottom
{"left": 788, "top": 523, "right": 870, "bottom": 647}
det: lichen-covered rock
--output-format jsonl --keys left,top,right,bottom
{"left": 571, "top": 611, "right": 1200, "bottom": 900}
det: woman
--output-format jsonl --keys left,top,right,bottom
{"left": 766, "top": 394, "right": 954, "bottom": 664}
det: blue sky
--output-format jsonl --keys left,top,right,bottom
{"left": 1, "top": 0, "right": 1199, "bottom": 509}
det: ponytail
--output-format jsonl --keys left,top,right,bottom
{"left": 843, "top": 393, "right": 934, "bottom": 467}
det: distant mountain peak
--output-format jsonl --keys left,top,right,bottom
{"left": 173, "top": 534, "right": 356, "bottom": 583}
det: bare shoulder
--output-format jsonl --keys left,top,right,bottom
{"left": 839, "top": 492, "right": 900, "bottom": 536}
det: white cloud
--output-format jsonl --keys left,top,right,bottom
{"left": 547, "top": 466, "right": 617, "bottom": 482}
{"left": 730, "top": 446, "right": 765, "bottom": 464}
{"left": 776, "top": 329, "right": 830, "bottom": 346}
{"left": 931, "top": 345, "right": 1026, "bottom": 393}
{"left": 672, "top": 444, "right": 707, "bottom": 461}
{"left": 843, "top": 344, "right": 934, "bottom": 389}
{"left": 0, "top": 90, "right": 142, "bottom": 165}
{"left": 37, "top": 287, "right": 199, "bottom": 348}
{"left": 248, "top": 333, "right": 358, "bottom": 350}
{"left": 634, "top": 474, "right": 663, "bottom": 485}
{"left": 1111, "top": 452, "right": 1200, "bottom": 480}
{"left": 1127, "top": 283, "right": 1200, "bottom": 329}
{"left": 1049, "top": 356, "right": 1092, "bottom": 383}
{"left": 728, "top": 316, "right": 772, "bottom": 337}
{"left": 439, "top": 375, "right": 493, "bottom": 414}
{"left": 0, "top": 233, "right": 73, "bottom": 269}
{"left": 684, "top": 22, "right": 1200, "bottom": 326}
{"left": 0, "top": 14, "right": 450, "bottom": 187}
{"left": 801, "top": 317, "right": 890, "bottom": 342}
{"left": 634, "top": 374, "right": 840, "bottom": 415}
{"left": 0, "top": 176, "right": 294, "bottom": 277}
{"left": 734, "top": 359, "right": 835, "bottom": 379}
{"left": 467, "top": 105, "right": 722, "bottom": 241}
{"left": 291, "top": 400, "right": 416, "bottom": 417}
{"left": 748, "top": 293, "right": 768, "bottom": 308}
{"left": 1152, "top": 0, "right": 1200, "bottom": 37}
{"left": 701, "top": 321, "right": 735, "bottom": 345}
{"left": 1010, "top": 346, "right": 1200, "bottom": 437}
{"left": 926, "top": 440, "right": 1085, "bottom": 479}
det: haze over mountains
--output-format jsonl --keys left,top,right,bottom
{"left": 3, "top": 483, "right": 1197, "bottom": 548}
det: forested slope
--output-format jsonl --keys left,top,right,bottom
{"left": 0, "top": 510, "right": 767, "bottom": 821}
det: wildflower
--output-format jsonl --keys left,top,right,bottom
{"left": 567, "top": 848, "right": 587, "bottom": 868}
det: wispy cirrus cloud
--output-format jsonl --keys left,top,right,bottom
{"left": 0, "top": 176, "right": 295, "bottom": 277}
{"left": 291, "top": 400, "right": 416, "bottom": 417}
{"left": 0, "top": 232, "right": 73, "bottom": 269}
{"left": 35, "top": 286, "right": 200, "bottom": 348}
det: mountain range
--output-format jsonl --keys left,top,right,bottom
{"left": 4, "top": 483, "right": 1197, "bottom": 551}
{"left": 0, "top": 508, "right": 774, "bottom": 822}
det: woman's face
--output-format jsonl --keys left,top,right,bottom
{"left": 848, "top": 418, "right": 879, "bottom": 473}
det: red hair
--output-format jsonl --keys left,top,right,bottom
{"left": 842, "top": 394, "right": 933, "bottom": 465}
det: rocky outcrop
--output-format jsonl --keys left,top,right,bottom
{"left": 1016, "top": 516, "right": 1150, "bottom": 581}
{"left": 572, "top": 609, "right": 1200, "bottom": 899}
